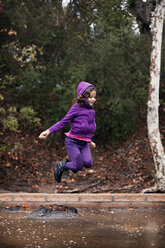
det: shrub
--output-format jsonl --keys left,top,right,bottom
{"left": 20, "top": 107, "right": 41, "bottom": 128}
{"left": 0, "top": 143, "right": 11, "bottom": 153}
{"left": 2, "top": 115, "right": 18, "bottom": 131}
{"left": 0, "top": 107, "right": 5, "bottom": 115}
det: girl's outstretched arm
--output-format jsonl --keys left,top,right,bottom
{"left": 39, "top": 129, "right": 50, "bottom": 139}
{"left": 48, "top": 104, "right": 77, "bottom": 134}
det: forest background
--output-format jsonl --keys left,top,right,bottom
{"left": 0, "top": 0, "right": 165, "bottom": 193}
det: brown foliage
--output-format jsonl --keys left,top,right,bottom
{"left": 0, "top": 110, "right": 165, "bottom": 193}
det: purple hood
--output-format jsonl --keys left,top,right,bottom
{"left": 77, "top": 81, "right": 94, "bottom": 97}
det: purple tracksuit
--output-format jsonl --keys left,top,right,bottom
{"left": 49, "top": 81, "right": 96, "bottom": 171}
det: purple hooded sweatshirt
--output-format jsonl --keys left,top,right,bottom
{"left": 49, "top": 81, "right": 96, "bottom": 141}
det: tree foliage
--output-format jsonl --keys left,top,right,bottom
{"left": 0, "top": 0, "right": 156, "bottom": 145}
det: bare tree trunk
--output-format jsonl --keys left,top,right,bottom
{"left": 143, "top": 0, "right": 165, "bottom": 193}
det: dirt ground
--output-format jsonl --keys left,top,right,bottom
{"left": 0, "top": 112, "right": 165, "bottom": 194}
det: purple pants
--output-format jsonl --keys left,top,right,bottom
{"left": 65, "top": 137, "right": 93, "bottom": 171}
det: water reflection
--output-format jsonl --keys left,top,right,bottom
{"left": 0, "top": 208, "right": 165, "bottom": 248}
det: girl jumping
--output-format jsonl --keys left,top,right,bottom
{"left": 39, "top": 81, "right": 96, "bottom": 183}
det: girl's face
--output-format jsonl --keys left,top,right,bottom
{"left": 87, "top": 90, "right": 96, "bottom": 106}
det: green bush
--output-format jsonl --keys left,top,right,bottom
{"left": 0, "top": 107, "right": 5, "bottom": 115}
{"left": 0, "top": 143, "right": 11, "bottom": 153}
{"left": 9, "top": 106, "right": 17, "bottom": 113}
{"left": 2, "top": 115, "right": 18, "bottom": 131}
{"left": 0, "top": 0, "right": 153, "bottom": 143}
{"left": 20, "top": 107, "right": 41, "bottom": 128}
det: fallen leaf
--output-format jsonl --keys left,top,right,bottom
{"left": 6, "top": 163, "right": 11, "bottom": 167}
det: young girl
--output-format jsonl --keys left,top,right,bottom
{"left": 39, "top": 81, "right": 96, "bottom": 183}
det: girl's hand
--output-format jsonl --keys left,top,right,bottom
{"left": 39, "top": 129, "right": 50, "bottom": 139}
{"left": 90, "top": 142, "right": 96, "bottom": 148}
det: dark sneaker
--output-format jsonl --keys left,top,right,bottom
{"left": 54, "top": 160, "right": 68, "bottom": 183}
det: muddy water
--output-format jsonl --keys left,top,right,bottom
{"left": 0, "top": 208, "right": 165, "bottom": 248}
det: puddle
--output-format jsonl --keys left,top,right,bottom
{"left": 0, "top": 208, "right": 165, "bottom": 248}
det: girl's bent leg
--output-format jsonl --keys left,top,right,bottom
{"left": 81, "top": 143, "right": 93, "bottom": 168}
{"left": 65, "top": 139, "right": 83, "bottom": 171}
